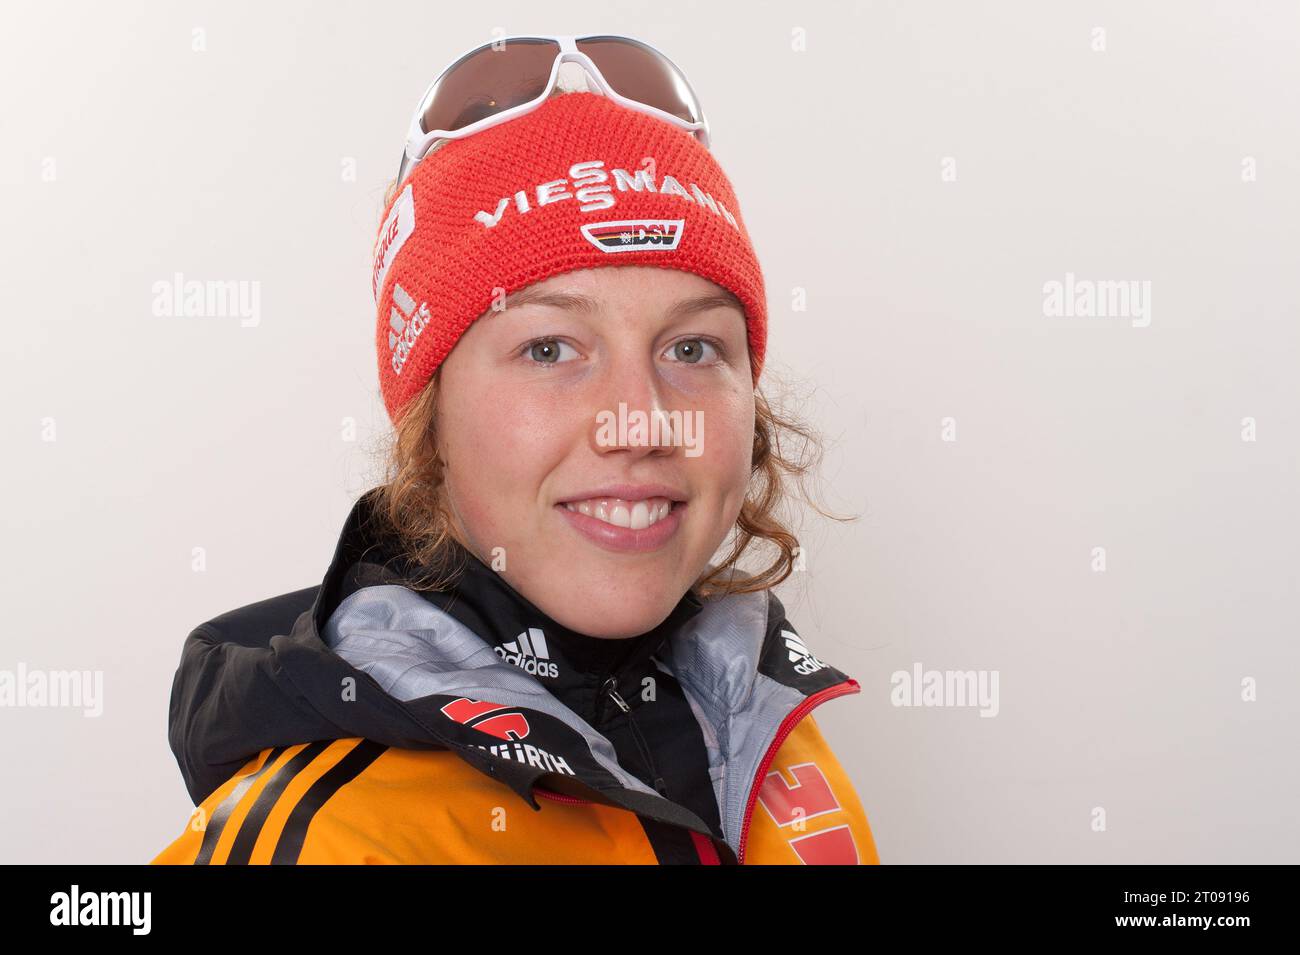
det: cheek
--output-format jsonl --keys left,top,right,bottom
{"left": 697, "top": 391, "right": 756, "bottom": 504}
{"left": 439, "top": 382, "right": 574, "bottom": 534}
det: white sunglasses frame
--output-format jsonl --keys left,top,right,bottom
{"left": 396, "top": 34, "right": 712, "bottom": 184}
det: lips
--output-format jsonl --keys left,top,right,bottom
{"left": 561, "top": 497, "right": 674, "bottom": 530}
{"left": 554, "top": 484, "right": 689, "bottom": 553}
{"left": 556, "top": 483, "right": 687, "bottom": 507}
{"left": 554, "top": 496, "right": 687, "bottom": 553}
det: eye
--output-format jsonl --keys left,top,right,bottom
{"left": 663, "top": 337, "right": 725, "bottom": 365}
{"left": 520, "top": 337, "right": 580, "bottom": 365}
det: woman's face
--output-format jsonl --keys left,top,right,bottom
{"left": 434, "top": 265, "right": 756, "bottom": 638}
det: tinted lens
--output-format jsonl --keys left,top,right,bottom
{"left": 417, "top": 38, "right": 560, "bottom": 134}
{"left": 576, "top": 36, "right": 704, "bottom": 126}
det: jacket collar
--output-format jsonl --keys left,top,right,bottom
{"left": 413, "top": 538, "right": 706, "bottom": 729}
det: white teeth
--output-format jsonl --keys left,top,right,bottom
{"left": 562, "top": 496, "right": 676, "bottom": 530}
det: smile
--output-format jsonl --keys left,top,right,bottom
{"left": 554, "top": 495, "right": 687, "bottom": 554}
{"left": 561, "top": 496, "right": 674, "bottom": 530}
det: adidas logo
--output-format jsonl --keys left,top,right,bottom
{"left": 495, "top": 627, "right": 560, "bottom": 679}
{"left": 387, "top": 282, "right": 429, "bottom": 376}
{"left": 782, "top": 630, "right": 827, "bottom": 676}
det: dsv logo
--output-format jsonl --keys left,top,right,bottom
{"left": 580, "top": 219, "right": 684, "bottom": 253}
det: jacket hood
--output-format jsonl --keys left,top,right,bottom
{"left": 166, "top": 487, "right": 860, "bottom": 863}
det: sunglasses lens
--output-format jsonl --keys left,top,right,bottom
{"left": 576, "top": 36, "right": 705, "bottom": 127}
{"left": 417, "top": 38, "right": 561, "bottom": 135}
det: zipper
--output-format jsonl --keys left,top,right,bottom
{"left": 533, "top": 783, "right": 724, "bottom": 864}
{"left": 535, "top": 678, "right": 861, "bottom": 864}
{"left": 532, "top": 674, "right": 668, "bottom": 803}
{"left": 534, "top": 788, "right": 591, "bottom": 806}
{"left": 735, "top": 678, "right": 860, "bottom": 864}
{"left": 601, "top": 675, "right": 671, "bottom": 798}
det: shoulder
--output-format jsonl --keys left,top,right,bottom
{"left": 746, "top": 714, "right": 882, "bottom": 865}
{"left": 153, "top": 739, "right": 457, "bottom": 864}
{"left": 192, "top": 586, "right": 320, "bottom": 650}
{"left": 166, "top": 585, "right": 330, "bottom": 806}
{"left": 150, "top": 740, "right": 656, "bottom": 864}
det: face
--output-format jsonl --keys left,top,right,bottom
{"left": 434, "top": 265, "right": 756, "bottom": 639}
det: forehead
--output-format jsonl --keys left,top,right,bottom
{"left": 500, "top": 266, "right": 744, "bottom": 318}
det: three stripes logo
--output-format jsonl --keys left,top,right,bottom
{"left": 580, "top": 218, "right": 684, "bottom": 253}
{"left": 495, "top": 628, "right": 560, "bottom": 679}
{"left": 782, "top": 630, "right": 827, "bottom": 676}
{"left": 189, "top": 739, "right": 388, "bottom": 865}
{"left": 387, "top": 282, "right": 430, "bottom": 376}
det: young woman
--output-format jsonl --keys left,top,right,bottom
{"left": 153, "top": 35, "right": 880, "bottom": 865}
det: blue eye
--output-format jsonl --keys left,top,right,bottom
{"left": 664, "top": 337, "right": 724, "bottom": 364}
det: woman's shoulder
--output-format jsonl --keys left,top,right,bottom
{"left": 190, "top": 585, "right": 319, "bottom": 649}
{"left": 154, "top": 740, "right": 486, "bottom": 864}
{"left": 152, "top": 739, "right": 656, "bottom": 864}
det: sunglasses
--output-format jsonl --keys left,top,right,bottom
{"left": 396, "top": 34, "right": 711, "bottom": 185}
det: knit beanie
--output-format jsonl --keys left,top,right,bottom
{"left": 371, "top": 90, "right": 768, "bottom": 426}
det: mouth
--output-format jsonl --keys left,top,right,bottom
{"left": 553, "top": 489, "right": 688, "bottom": 553}
{"left": 559, "top": 496, "right": 678, "bottom": 530}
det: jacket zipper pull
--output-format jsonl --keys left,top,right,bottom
{"left": 599, "top": 675, "right": 630, "bottom": 714}
{"left": 606, "top": 683, "right": 630, "bottom": 713}
{"left": 602, "top": 676, "right": 670, "bottom": 798}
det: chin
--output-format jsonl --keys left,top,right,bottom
{"left": 557, "top": 590, "right": 682, "bottom": 640}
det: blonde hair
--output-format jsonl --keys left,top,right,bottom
{"left": 367, "top": 88, "right": 854, "bottom": 599}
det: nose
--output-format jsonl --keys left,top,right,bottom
{"left": 590, "top": 348, "right": 678, "bottom": 460}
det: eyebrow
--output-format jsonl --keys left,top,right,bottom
{"left": 499, "top": 286, "right": 744, "bottom": 323}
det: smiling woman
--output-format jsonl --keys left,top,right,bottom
{"left": 153, "top": 37, "right": 880, "bottom": 866}
{"left": 374, "top": 264, "right": 823, "bottom": 614}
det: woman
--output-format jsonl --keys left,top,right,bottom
{"left": 152, "top": 35, "right": 879, "bottom": 865}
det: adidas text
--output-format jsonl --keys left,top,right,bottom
{"left": 495, "top": 628, "right": 559, "bottom": 679}
{"left": 388, "top": 282, "right": 429, "bottom": 376}
{"left": 783, "top": 630, "right": 828, "bottom": 676}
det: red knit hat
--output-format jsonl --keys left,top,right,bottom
{"left": 371, "top": 91, "right": 768, "bottom": 426}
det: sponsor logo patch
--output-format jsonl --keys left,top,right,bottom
{"left": 580, "top": 219, "right": 684, "bottom": 253}
{"left": 440, "top": 697, "right": 575, "bottom": 776}
{"left": 495, "top": 628, "right": 559, "bottom": 679}
{"left": 373, "top": 183, "right": 415, "bottom": 302}
{"left": 387, "top": 282, "right": 429, "bottom": 376}
{"left": 782, "top": 630, "right": 828, "bottom": 676}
